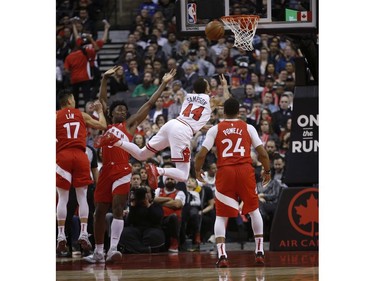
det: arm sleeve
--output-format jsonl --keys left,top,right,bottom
{"left": 247, "top": 124, "right": 263, "bottom": 148}
{"left": 201, "top": 125, "right": 218, "bottom": 151}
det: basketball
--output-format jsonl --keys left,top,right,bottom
{"left": 205, "top": 20, "right": 225, "bottom": 41}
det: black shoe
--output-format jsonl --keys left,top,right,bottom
{"left": 216, "top": 255, "right": 229, "bottom": 268}
{"left": 255, "top": 251, "right": 265, "bottom": 265}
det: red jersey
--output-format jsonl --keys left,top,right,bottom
{"left": 102, "top": 122, "right": 134, "bottom": 166}
{"left": 215, "top": 120, "right": 252, "bottom": 167}
{"left": 64, "top": 48, "right": 95, "bottom": 84}
{"left": 56, "top": 108, "right": 87, "bottom": 153}
{"left": 158, "top": 188, "right": 182, "bottom": 218}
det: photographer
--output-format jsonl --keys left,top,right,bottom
{"left": 119, "top": 185, "right": 165, "bottom": 253}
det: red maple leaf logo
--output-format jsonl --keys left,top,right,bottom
{"left": 294, "top": 195, "right": 318, "bottom": 237}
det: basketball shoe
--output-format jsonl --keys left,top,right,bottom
{"left": 78, "top": 233, "right": 92, "bottom": 251}
{"left": 168, "top": 237, "right": 179, "bottom": 253}
{"left": 145, "top": 163, "right": 160, "bottom": 189}
{"left": 56, "top": 235, "right": 68, "bottom": 255}
{"left": 255, "top": 251, "right": 265, "bottom": 265}
{"left": 94, "top": 133, "right": 120, "bottom": 148}
{"left": 83, "top": 250, "right": 105, "bottom": 264}
{"left": 216, "top": 255, "right": 229, "bottom": 268}
{"left": 106, "top": 247, "right": 122, "bottom": 263}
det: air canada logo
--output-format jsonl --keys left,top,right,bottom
{"left": 288, "top": 188, "right": 318, "bottom": 237}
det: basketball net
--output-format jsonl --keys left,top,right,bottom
{"left": 221, "top": 15, "right": 260, "bottom": 51}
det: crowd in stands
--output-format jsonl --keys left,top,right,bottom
{"left": 57, "top": 0, "right": 304, "bottom": 257}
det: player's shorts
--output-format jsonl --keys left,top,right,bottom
{"left": 56, "top": 148, "right": 93, "bottom": 190}
{"left": 146, "top": 119, "right": 193, "bottom": 163}
{"left": 215, "top": 163, "right": 258, "bottom": 217}
{"left": 94, "top": 163, "right": 132, "bottom": 203}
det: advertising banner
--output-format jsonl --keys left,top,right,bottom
{"left": 270, "top": 187, "right": 318, "bottom": 251}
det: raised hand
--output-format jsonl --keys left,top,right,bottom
{"left": 162, "top": 69, "right": 177, "bottom": 83}
{"left": 219, "top": 74, "right": 228, "bottom": 87}
{"left": 103, "top": 66, "right": 121, "bottom": 78}
{"left": 93, "top": 100, "right": 103, "bottom": 113}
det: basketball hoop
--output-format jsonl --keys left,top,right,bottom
{"left": 221, "top": 15, "right": 260, "bottom": 51}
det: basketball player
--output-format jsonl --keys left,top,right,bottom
{"left": 194, "top": 98, "right": 271, "bottom": 267}
{"left": 83, "top": 67, "right": 176, "bottom": 263}
{"left": 94, "top": 75, "right": 231, "bottom": 189}
{"left": 56, "top": 90, "right": 107, "bottom": 255}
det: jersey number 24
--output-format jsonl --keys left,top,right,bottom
{"left": 221, "top": 138, "right": 245, "bottom": 157}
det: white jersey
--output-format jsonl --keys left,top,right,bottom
{"left": 176, "top": 93, "right": 211, "bottom": 133}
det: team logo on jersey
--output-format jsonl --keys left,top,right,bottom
{"left": 187, "top": 3, "right": 197, "bottom": 24}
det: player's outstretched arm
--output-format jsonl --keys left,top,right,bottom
{"left": 82, "top": 100, "right": 107, "bottom": 130}
{"left": 127, "top": 69, "right": 176, "bottom": 130}
{"left": 98, "top": 66, "right": 121, "bottom": 111}
{"left": 219, "top": 73, "right": 231, "bottom": 100}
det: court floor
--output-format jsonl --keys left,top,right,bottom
{"left": 56, "top": 247, "right": 318, "bottom": 280}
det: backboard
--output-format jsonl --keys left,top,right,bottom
{"left": 175, "top": 0, "right": 318, "bottom": 36}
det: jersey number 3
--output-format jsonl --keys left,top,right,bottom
{"left": 182, "top": 104, "right": 204, "bottom": 121}
{"left": 63, "top": 122, "right": 80, "bottom": 139}
{"left": 221, "top": 138, "right": 245, "bottom": 157}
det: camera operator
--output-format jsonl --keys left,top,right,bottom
{"left": 119, "top": 185, "right": 165, "bottom": 253}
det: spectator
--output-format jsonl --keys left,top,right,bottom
{"left": 181, "top": 177, "right": 202, "bottom": 251}
{"left": 154, "top": 177, "right": 186, "bottom": 252}
{"left": 124, "top": 59, "right": 142, "bottom": 91}
{"left": 250, "top": 72, "right": 264, "bottom": 97}
{"left": 254, "top": 47, "right": 271, "bottom": 79}
{"left": 272, "top": 154, "right": 286, "bottom": 182}
{"left": 161, "top": 90, "right": 174, "bottom": 108}
{"left": 152, "top": 58, "right": 168, "bottom": 86}
{"left": 211, "top": 37, "right": 227, "bottom": 56}
{"left": 231, "top": 62, "right": 251, "bottom": 88}
{"left": 78, "top": 8, "right": 97, "bottom": 39}
{"left": 259, "top": 119, "right": 280, "bottom": 148}
{"left": 162, "top": 31, "right": 181, "bottom": 60}
{"left": 181, "top": 49, "right": 215, "bottom": 77}
{"left": 131, "top": 72, "right": 158, "bottom": 97}
{"left": 240, "top": 84, "right": 257, "bottom": 110}
{"left": 276, "top": 45, "right": 296, "bottom": 73}
{"left": 63, "top": 34, "right": 97, "bottom": 107}
{"left": 265, "top": 139, "right": 279, "bottom": 169}
{"left": 120, "top": 185, "right": 165, "bottom": 253}
{"left": 167, "top": 89, "right": 184, "bottom": 121}
{"left": 264, "top": 62, "right": 278, "bottom": 81}
{"left": 262, "top": 92, "right": 279, "bottom": 113}
{"left": 148, "top": 97, "right": 168, "bottom": 123}
{"left": 197, "top": 182, "right": 216, "bottom": 244}
{"left": 272, "top": 94, "right": 293, "bottom": 136}
{"left": 182, "top": 64, "right": 199, "bottom": 93}
{"left": 284, "top": 75, "right": 295, "bottom": 93}
{"left": 166, "top": 59, "right": 186, "bottom": 86}
{"left": 109, "top": 66, "right": 129, "bottom": 97}
{"left": 138, "top": 0, "right": 159, "bottom": 18}
{"left": 257, "top": 167, "right": 286, "bottom": 241}
{"left": 158, "top": 0, "right": 175, "bottom": 22}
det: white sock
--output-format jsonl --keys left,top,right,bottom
{"left": 58, "top": 226, "right": 65, "bottom": 238}
{"left": 248, "top": 208, "right": 264, "bottom": 253}
{"left": 95, "top": 244, "right": 104, "bottom": 254}
{"left": 216, "top": 243, "right": 227, "bottom": 258}
{"left": 80, "top": 222, "right": 88, "bottom": 235}
{"left": 255, "top": 237, "right": 264, "bottom": 254}
{"left": 110, "top": 218, "right": 124, "bottom": 250}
